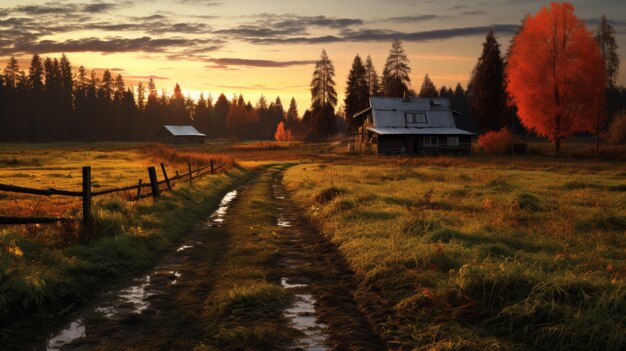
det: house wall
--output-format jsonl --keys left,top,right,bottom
{"left": 157, "top": 135, "right": 205, "bottom": 144}
{"left": 375, "top": 135, "right": 472, "bottom": 155}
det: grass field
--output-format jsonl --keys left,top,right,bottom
{"left": 1, "top": 139, "right": 625, "bottom": 349}
{"left": 283, "top": 160, "right": 626, "bottom": 349}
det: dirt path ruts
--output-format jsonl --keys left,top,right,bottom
{"left": 43, "top": 190, "right": 241, "bottom": 350}
{"left": 35, "top": 167, "right": 386, "bottom": 350}
{"left": 269, "top": 171, "right": 387, "bottom": 351}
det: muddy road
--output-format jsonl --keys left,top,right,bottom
{"left": 33, "top": 166, "right": 385, "bottom": 351}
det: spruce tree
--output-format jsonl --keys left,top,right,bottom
{"left": 364, "top": 55, "right": 380, "bottom": 96}
{"left": 468, "top": 31, "right": 510, "bottom": 131}
{"left": 468, "top": 30, "right": 507, "bottom": 132}
{"left": 307, "top": 49, "right": 337, "bottom": 140}
{"left": 382, "top": 39, "right": 411, "bottom": 97}
{"left": 344, "top": 54, "right": 369, "bottom": 132}
{"left": 418, "top": 74, "right": 438, "bottom": 98}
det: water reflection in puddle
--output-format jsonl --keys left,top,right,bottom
{"left": 277, "top": 217, "right": 291, "bottom": 227}
{"left": 44, "top": 189, "right": 240, "bottom": 350}
{"left": 204, "top": 190, "right": 238, "bottom": 228}
{"left": 177, "top": 245, "right": 193, "bottom": 252}
{"left": 95, "top": 275, "right": 152, "bottom": 319}
{"left": 281, "top": 277, "right": 329, "bottom": 351}
{"left": 46, "top": 318, "right": 86, "bottom": 351}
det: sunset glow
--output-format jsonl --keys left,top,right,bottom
{"left": 0, "top": 0, "right": 624, "bottom": 110}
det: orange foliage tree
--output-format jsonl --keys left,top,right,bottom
{"left": 274, "top": 121, "right": 292, "bottom": 141}
{"left": 506, "top": 2, "right": 605, "bottom": 151}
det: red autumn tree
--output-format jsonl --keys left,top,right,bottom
{"left": 506, "top": 2, "right": 605, "bottom": 151}
{"left": 274, "top": 121, "right": 292, "bottom": 141}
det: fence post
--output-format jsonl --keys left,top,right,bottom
{"left": 82, "top": 166, "right": 92, "bottom": 226}
{"left": 210, "top": 159, "right": 214, "bottom": 174}
{"left": 188, "top": 161, "right": 193, "bottom": 184}
{"left": 160, "top": 163, "right": 172, "bottom": 191}
{"left": 148, "top": 166, "right": 160, "bottom": 198}
{"left": 136, "top": 179, "right": 142, "bottom": 200}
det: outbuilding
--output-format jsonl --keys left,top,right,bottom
{"left": 156, "top": 125, "right": 206, "bottom": 144}
{"left": 353, "top": 97, "right": 475, "bottom": 155}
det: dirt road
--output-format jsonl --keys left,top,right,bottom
{"left": 34, "top": 166, "right": 385, "bottom": 351}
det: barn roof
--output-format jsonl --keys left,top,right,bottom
{"left": 162, "top": 125, "right": 206, "bottom": 137}
{"left": 367, "top": 127, "right": 474, "bottom": 135}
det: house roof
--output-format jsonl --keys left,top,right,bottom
{"left": 357, "top": 97, "right": 475, "bottom": 135}
{"left": 162, "top": 125, "right": 206, "bottom": 137}
{"left": 367, "top": 127, "right": 475, "bottom": 135}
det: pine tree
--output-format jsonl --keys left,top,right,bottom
{"left": 137, "top": 82, "right": 145, "bottom": 112}
{"left": 596, "top": 15, "right": 621, "bottom": 151}
{"left": 212, "top": 93, "right": 230, "bottom": 137}
{"left": 59, "top": 54, "right": 73, "bottom": 139}
{"left": 27, "top": 54, "right": 44, "bottom": 140}
{"left": 382, "top": 39, "right": 411, "bottom": 97}
{"left": 468, "top": 30, "right": 507, "bottom": 132}
{"left": 286, "top": 97, "right": 298, "bottom": 122}
{"left": 596, "top": 15, "right": 620, "bottom": 88}
{"left": 418, "top": 74, "right": 438, "bottom": 98}
{"left": 307, "top": 49, "right": 337, "bottom": 140}
{"left": 4, "top": 57, "right": 19, "bottom": 89}
{"left": 344, "top": 54, "right": 369, "bottom": 132}
{"left": 364, "top": 55, "right": 380, "bottom": 96}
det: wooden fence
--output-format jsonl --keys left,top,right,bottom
{"left": 0, "top": 159, "right": 226, "bottom": 226}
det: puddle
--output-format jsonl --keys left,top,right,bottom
{"left": 95, "top": 275, "right": 152, "bottom": 319}
{"left": 177, "top": 245, "right": 194, "bottom": 252}
{"left": 282, "top": 278, "right": 329, "bottom": 351}
{"left": 277, "top": 216, "right": 291, "bottom": 227}
{"left": 41, "top": 188, "right": 241, "bottom": 349}
{"left": 281, "top": 277, "right": 307, "bottom": 288}
{"left": 205, "top": 190, "right": 238, "bottom": 227}
{"left": 46, "top": 318, "right": 86, "bottom": 351}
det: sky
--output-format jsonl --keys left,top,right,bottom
{"left": 0, "top": 0, "right": 624, "bottom": 114}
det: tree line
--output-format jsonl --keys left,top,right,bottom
{"left": 0, "top": 54, "right": 305, "bottom": 142}
{"left": 315, "top": 6, "right": 624, "bottom": 151}
{"left": 0, "top": 5, "right": 623, "bottom": 146}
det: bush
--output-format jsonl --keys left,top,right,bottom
{"left": 315, "top": 186, "right": 345, "bottom": 203}
{"left": 477, "top": 128, "right": 512, "bottom": 154}
{"left": 604, "top": 112, "right": 626, "bottom": 145}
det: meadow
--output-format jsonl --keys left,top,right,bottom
{"left": 283, "top": 158, "right": 626, "bottom": 349}
{"left": 1, "top": 140, "right": 625, "bottom": 350}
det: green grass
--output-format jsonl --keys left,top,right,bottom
{"left": 284, "top": 162, "right": 626, "bottom": 350}
{"left": 0, "top": 165, "right": 252, "bottom": 343}
{"left": 202, "top": 165, "right": 296, "bottom": 350}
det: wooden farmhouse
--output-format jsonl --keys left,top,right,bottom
{"left": 353, "top": 97, "right": 475, "bottom": 155}
{"left": 156, "top": 125, "right": 206, "bottom": 144}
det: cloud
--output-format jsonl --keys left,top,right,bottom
{"left": 176, "top": 0, "right": 221, "bottom": 5}
{"left": 242, "top": 24, "right": 519, "bottom": 44}
{"left": 13, "top": 2, "right": 119, "bottom": 15}
{"left": 82, "top": 2, "right": 119, "bottom": 13}
{"left": 205, "top": 58, "right": 316, "bottom": 68}
{"left": 384, "top": 14, "right": 448, "bottom": 23}
{"left": 123, "top": 74, "right": 169, "bottom": 80}
{"left": 1, "top": 36, "right": 223, "bottom": 56}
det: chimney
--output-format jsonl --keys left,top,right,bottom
{"left": 402, "top": 90, "right": 410, "bottom": 102}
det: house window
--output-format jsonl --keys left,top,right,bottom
{"left": 405, "top": 113, "right": 427, "bottom": 124}
{"left": 423, "top": 136, "right": 438, "bottom": 147}
{"left": 447, "top": 136, "right": 459, "bottom": 146}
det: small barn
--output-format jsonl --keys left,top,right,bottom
{"left": 353, "top": 97, "right": 475, "bottom": 155}
{"left": 156, "top": 125, "right": 206, "bottom": 144}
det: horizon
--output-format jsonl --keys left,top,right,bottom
{"left": 0, "top": 0, "right": 624, "bottom": 112}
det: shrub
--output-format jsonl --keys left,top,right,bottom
{"left": 315, "top": 186, "right": 345, "bottom": 203}
{"left": 604, "top": 111, "right": 626, "bottom": 145}
{"left": 516, "top": 193, "right": 543, "bottom": 212}
{"left": 477, "top": 128, "right": 512, "bottom": 154}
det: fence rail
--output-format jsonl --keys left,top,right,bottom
{"left": 0, "top": 159, "right": 227, "bottom": 226}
